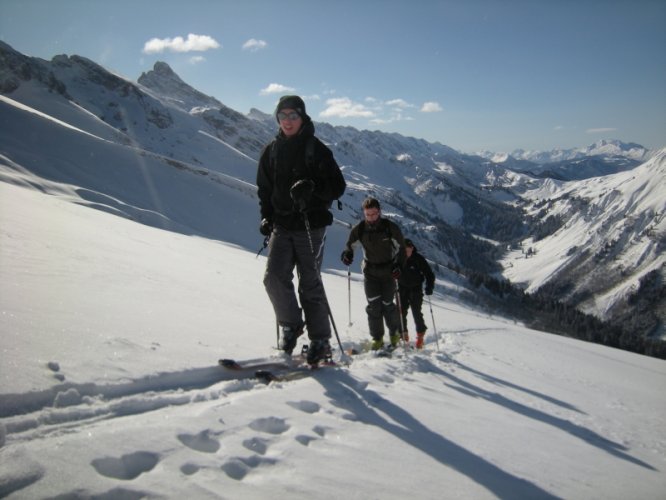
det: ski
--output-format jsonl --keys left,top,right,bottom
{"left": 219, "top": 352, "right": 336, "bottom": 384}
{"left": 254, "top": 360, "right": 337, "bottom": 384}
{"left": 218, "top": 357, "right": 293, "bottom": 372}
{"left": 344, "top": 342, "right": 402, "bottom": 358}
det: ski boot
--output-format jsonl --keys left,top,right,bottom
{"left": 370, "top": 338, "right": 384, "bottom": 351}
{"left": 415, "top": 332, "right": 425, "bottom": 349}
{"left": 307, "top": 339, "right": 332, "bottom": 366}
{"left": 388, "top": 334, "right": 401, "bottom": 351}
{"left": 281, "top": 324, "right": 304, "bottom": 355}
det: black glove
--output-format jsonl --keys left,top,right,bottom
{"left": 259, "top": 218, "right": 273, "bottom": 236}
{"left": 391, "top": 265, "right": 401, "bottom": 280}
{"left": 341, "top": 250, "right": 353, "bottom": 266}
{"left": 290, "top": 179, "right": 314, "bottom": 211}
{"left": 425, "top": 285, "right": 433, "bottom": 296}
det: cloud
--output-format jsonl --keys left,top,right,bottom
{"left": 243, "top": 39, "right": 268, "bottom": 52}
{"left": 260, "top": 83, "right": 296, "bottom": 95}
{"left": 320, "top": 97, "right": 375, "bottom": 119}
{"left": 143, "top": 34, "right": 221, "bottom": 54}
{"left": 420, "top": 101, "right": 443, "bottom": 113}
{"left": 386, "top": 98, "right": 413, "bottom": 109}
{"left": 586, "top": 127, "right": 617, "bottom": 134}
{"left": 189, "top": 56, "right": 206, "bottom": 65}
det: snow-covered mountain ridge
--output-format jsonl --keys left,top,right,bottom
{"left": 0, "top": 41, "right": 664, "bottom": 348}
{"left": 477, "top": 139, "right": 652, "bottom": 181}
{"left": 503, "top": 151, "right": 665, "bottom": 328}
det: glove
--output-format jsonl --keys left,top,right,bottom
{"left": 341, "top": 250, "right": 353, "bottom": 266}
{"left": 259, "top": 218, "right": 273, "bottom": 236}
{"left": 290, "top": 179, "right": 315, "bottom": 211}
{"left": 425, "top": 285, "right": 433, "bottom": 296}
{"left": 391, "top": 266, "right": 401, "bottom": 280}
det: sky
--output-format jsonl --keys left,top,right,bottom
{"left": 1, "top": 0, "right": 665, "bottom": 153}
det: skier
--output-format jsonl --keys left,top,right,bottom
{"left": 398, "top": 239, "right": 435, "bottom": 349}
{"left": 256, "top": 95, "right": 346, "bottom": 365}
{"left": 341, "top": 197, "right": 407, "bottom": 351}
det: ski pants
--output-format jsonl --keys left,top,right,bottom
{"left": 363, "top": 271, "right": 401, "bottom": 341}
{"left": 399, "top": 285, "right": 427, "bottom": 334}
{"left": 263, "top": 225, "right": 331, "bottom": 341}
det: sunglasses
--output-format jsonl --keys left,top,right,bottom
{"left": 277, "top": 111, "right": 301, "bottom": 121}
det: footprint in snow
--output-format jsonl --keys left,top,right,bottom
{"left": 242, "top": 437, "right": 270, "bottom": 455}
{"left": 47, "top": 361, "right": 65, "bottom": 382}
{"left": 312, "top": 425, "right": 329, "bottom": 437}
{"left": 58, "top": 487, "right": 147, "bottom": 499}
{"left": 180, "top": 462, "right": 200, "bottom": 476}
{"left": 177, "top": 430, "right": 221, "bottom": 453}
{"left": 295, "top": 435, "right": 318, "bottom": 446}
{"left": 287, "top": 400, "right": 321, "bottom": 414}
{"left": 0, "top": 447, "right": 45, "bottom": 497}
{"left": 248, "top": 416, "right": 290, "bottom": 435}
{"left": 91, "top": 451, "right": 159, "bottom": 480}
{"left": 220, "top": 455, "right": 277, "bottom": 481}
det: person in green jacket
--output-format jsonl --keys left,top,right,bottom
{"left": 341, "top": 197, "right": 406, "bottom": 350}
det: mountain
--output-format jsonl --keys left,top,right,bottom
{"left": 478, "top": 140, "right": 652, "bottom": 181}
{"left": 510, "top": 139, "right": 651, "bottom": 164}
{"left": 0, "top": 41, "right": 664, "bottom": 353}
{"left": 502, "top": 151, "right": 666, "bottom": 339}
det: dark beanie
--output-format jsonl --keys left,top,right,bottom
{"left": 275, "top": 95, "right": 308, "bottom": 122}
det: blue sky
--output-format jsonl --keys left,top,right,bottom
{"left": 1, "top": 0, "right": 665, "bottom": 153}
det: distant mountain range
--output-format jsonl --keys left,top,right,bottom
{"left": 476, "top": 139, "right": 653, "bottom": 181}
{"left": 1, "top": 41, "right": 664, "bottom": 351}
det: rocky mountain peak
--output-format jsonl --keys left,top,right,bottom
{"left": 138, "top": 61, "right": 221, "bottom": 112}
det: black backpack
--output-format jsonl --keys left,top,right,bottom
{"left": 357, "top": 218, "right": 392, "bottom": 242}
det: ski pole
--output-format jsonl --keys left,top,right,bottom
{"left": 427, "top": 295, "right": 440, "bottom": 352}
{"left": 394, "top": 279, "right": 409, "bottom": 350}
{"left": 256, "top": 234, "right": 270, "bottom": 258}
{"left": 302, "top": 212, "right": 347, "bottom": 360}
{"left": 347, "top": 266, "right": 352, "bottom": 327}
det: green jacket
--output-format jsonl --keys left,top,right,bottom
{"left": 344, "top": 218, "right": 406, "bottom": 277}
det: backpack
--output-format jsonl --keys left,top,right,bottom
{"left": 270, "top": 136, "right": 343, "bottom": 210}
{"left": 357, "top": 218, "right": 392, "bottom": 242}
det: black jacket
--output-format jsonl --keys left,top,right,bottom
{"left": 256, "top": 120, "right": 345, "bottom": 230}
{"left": 399, "top": 247, "right": 435, "bottom": 292}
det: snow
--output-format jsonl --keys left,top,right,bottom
{"left": 2, "top": 166, "right": 666, "bottom": 499}
{"left": 501, "top": 150, "right": 666, "bottom": 317}
{"left": 1, "top": 50, "right": 665, "bottom": 498}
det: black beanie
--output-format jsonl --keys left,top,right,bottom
{"left": 275, "top": 95, "right": 308, "bottom": 122}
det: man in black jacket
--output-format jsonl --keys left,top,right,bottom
{"left": 256, "top": 96, "right": 346, "bottom": 365}
{"left": 398, "top": 239, "right": 435, "bottom": 349}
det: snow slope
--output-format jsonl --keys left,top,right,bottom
{"left": 1, "top": 160, "right": 665, "bottom": 499}
{"left": 502, "top": 150, "right": 666, "bottom": 318}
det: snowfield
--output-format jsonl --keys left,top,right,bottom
{"left": 1, "top": 172, "right": 665, "bottom": 499}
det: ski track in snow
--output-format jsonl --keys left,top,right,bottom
{"left": 0, "top": 351, "right": 428, "bottom": 496}
{"left": 0, "top": 358, "right": 288, "bottom": 439}
{"left": 2, "top": 341, "right": 459, "bottom": 492}
{"left": 2, "top": 332, "right": 659, "bottom": 499}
